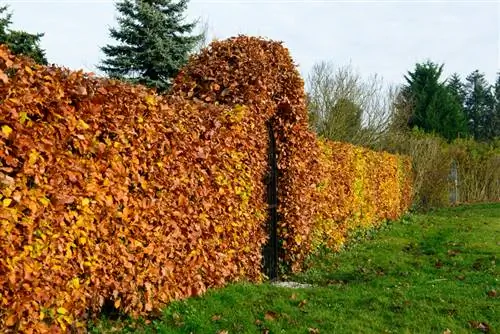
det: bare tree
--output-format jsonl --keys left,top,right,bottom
{"left": 306, "top": 60, "right": 395, "bottom": 147}
{"left": 191, "top": 17, "right": 218, "bottom": 54}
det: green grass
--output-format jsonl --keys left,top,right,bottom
{"left": 91, "top": 203, "right": 499, "bottom": 333}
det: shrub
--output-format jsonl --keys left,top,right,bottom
{"left": 381, "top": 129, "right": 451, "bottom": 210}
{"left": 449, "top": 138, "right": 500, "bottom": 203}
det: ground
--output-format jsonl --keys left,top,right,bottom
{"left": 91, "top": 203, "right": 499, "bottom": 334}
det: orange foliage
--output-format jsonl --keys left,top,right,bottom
{"left": 312, "top": 139, "right": 413, "bottom": 252}
{"left": 0, "top": 36, "right": 412, "bottom": 333}
{"left": 0, "top": 44, "right": 269, "bottom": 333}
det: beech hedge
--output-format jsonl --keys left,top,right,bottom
{"left": 0, "top": 36, "right": 412, "bottom": 333}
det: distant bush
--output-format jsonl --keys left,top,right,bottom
{"left": 381, "top": 129, "right": 499, "bottom": 211}
{"left": 449, "top": 138, "right": 500, "bottom": 203}
{"left": 381, "top": 129, "right": 449, "bottom": 210}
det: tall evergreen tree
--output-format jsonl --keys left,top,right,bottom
{"left": 401, "top": 61, "right": 467, "bottom": 140}
{"left": 447, "top": 73, "right": 466, "bottom": 107}
{"left": 492, "top": 73, "right": 500, "bottom": 139}
{"left": 464, "top": 70, "right": 495, "bottom": 141}
{"left": 0, "top": 5, "right": 47, "bottom": 65}
{"left": 98, "top": 0, "right": 202, "bottom": 92}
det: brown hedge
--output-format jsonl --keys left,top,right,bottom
{"left": 171, "top": 36, "right": 325, "bottom": 271}
{"left": 0, "top": 44, "right": 271, "bottom": 332}
{"left": 311, "top": 139, "right": 413, "bottom": 252}
{"left": 0, "top": 35, "right": 412, "bottom": 333}
{"left": 171, "top": 35, "right": 412, "bottom": 271}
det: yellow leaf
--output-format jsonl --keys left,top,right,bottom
{"left": 77, "top": 119, "right": 90, "bottom": 130}
{"left": 114, "top": 298, "right": 121, "bottom": 308}
{"left": 137, "top": 116, "right": 144, "bottom": 123}
{"left": 2, "top": 198, "right": 12, "bottom": 207}
{"left": 57, "top": 307, "right": 67, "bottom": 315}
{"left": 39, "top": 311, "right": 45, "bottom": 320}
{"left": 70, "top": 277, "right": 80, "bottom": 289}
{"left": 79, "top": 236, "right": 87, "bottom": 245}
{"left": 38, "top": 197, "right": 50, "bottom": 206}
{"left": 19, "top": 112, "right": 30, "bottom": 125}
{"left": 56, "top": 317, "right": 67, "bottom": 331}
{"left": 144, "top": 95, "right": 156, "bottom": 106}
{"left": 1, "top": 125, "right": 12, "bottom": 137}
{"left": 81, "top": 198, "right": 90, "bottom": 206}
{"left": 62, "top": 315, "right": 73, "bottom": 324}
{"left": 28, "top": 151, "right": 39, "bottom": 165}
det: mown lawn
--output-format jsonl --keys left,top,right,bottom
{"left": 91, "top": 203, "right": 499, "bottom": 333}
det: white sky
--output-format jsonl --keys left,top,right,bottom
{"left": 1, "top": 0, "right": 499, "bottom": 86}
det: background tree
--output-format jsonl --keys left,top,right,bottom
{"left": 400, "top": 61, "right": 467, "bottom": 141}
{"left": 493, "top": 73, "right": 500, "bottom": 139}
{"left": 0, "top": 5, "right": 47, "bottom": 65}
{"left": 98, "top": 0, "right": 202, "bottom": 93}
{"left": 464, "top": 70, "right": 495, "bottom": 141}
{"left": 447, "top": 73, "right": 466, "bottom": 107}
{"left": 306, "top": 61, "right": 393, "bottom": 146}
{"left": 191, "top": 17, "right": 213, "bottom": 54}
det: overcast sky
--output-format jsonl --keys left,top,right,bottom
{"left": 2, "top": 0, "right": 499, "bottom": 87}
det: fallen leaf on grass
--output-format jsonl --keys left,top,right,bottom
{"left": 298, "top": 300, "right": 307, "bottom": 308}
{"left": 290, "top": 293, "right": 297, "bottom": 300}
{"left": 211, "top": 314, "right": 221, "bottom": 321}
{"left": 172, "top": 312, "right": 184, "bottom": 327}
{"left": 217, "top": 330, "right": 229, "bottom": 334}
{"left": 447, "top": 249, "right": 461, "bottom": 256}
{"left": 264, "top": 311, "right": 277, "bottom": 321}
{"left": 469, "top": 321, "right": 490, "bottom": 333}
{"left": 443, "top": 329, "right": 452, "bottom": 334}
{"left": 486, "top": 289, "right": 496, "bottom": 297}
{"left": 308, "top": 328, "right": 320, "bottom": 333}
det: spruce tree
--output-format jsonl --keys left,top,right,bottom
{"left": 447, "top": 73, "right": 466, "bottom": 107}
{"left": 492, "top": 73, "right": 500, "bottom": 139}
{"left": 464, "top": 70, "right": 495, "bottom": 141}
{"left": 0, "top": 5, "right": 47, "bottom": 65}
{"left": 98, "top": 0, "right": 202, "bottom": 92}
{"left": 402, "top": 61, "right": 468, "bottom": 140}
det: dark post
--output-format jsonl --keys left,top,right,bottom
{"left": 262, "top": 119, "right": 279, "bottom": 280}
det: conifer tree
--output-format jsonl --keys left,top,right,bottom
{"left": 464, "top": 70, "right": 495, "bottom": 141}
{"left": 447, "top": 73, "right": 466, "bottom": 107}
{"left": 98, "top": 0, "right": 202, "bottom": 92}
{"left": 0, "top": 5, "right": 47, "bottom": 65}
{"left": 401, "top": 61, "right": 468, "bottom": 140}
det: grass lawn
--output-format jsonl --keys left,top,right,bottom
{"left": 91, "top": 203, "right": 499, "bottom": 333}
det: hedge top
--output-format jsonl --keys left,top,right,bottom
{"left": 172, "top": 35, "right": 308, "bottom": 124}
